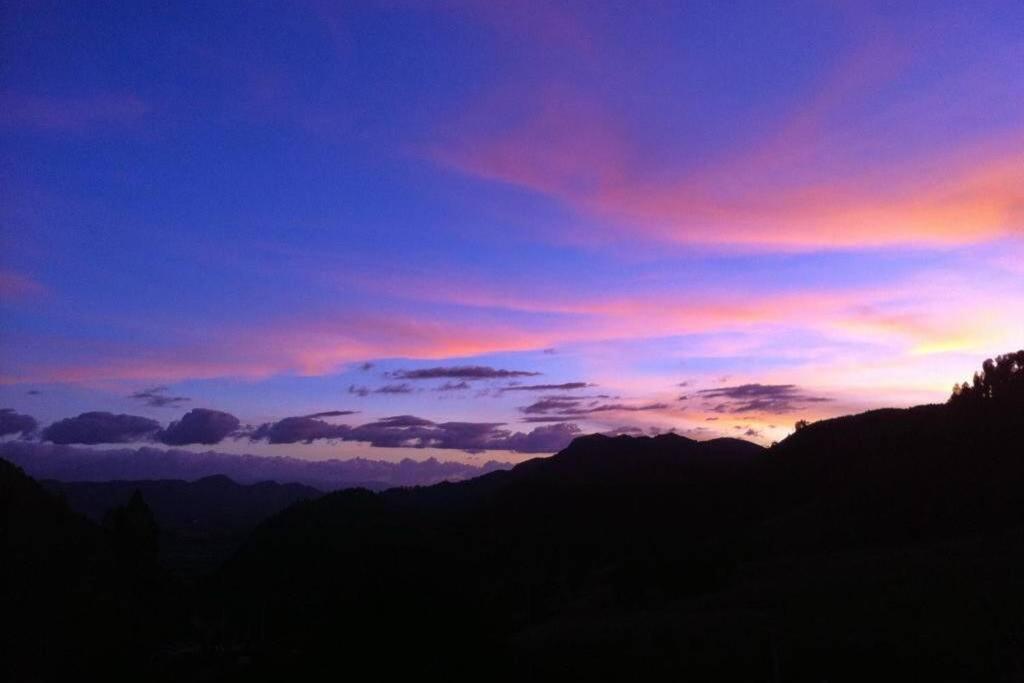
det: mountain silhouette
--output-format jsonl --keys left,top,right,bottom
{"left": 42, "top": 475, "right": 321, "bottom": 573}
{"left": 206, "top": 355, "right": 1023, "bottom": 680}
{"left": 1, "top": 458, "right": 186, "bottom": 681}
{"left": 2, "top": 351, "right": 1023, "bottom": 680}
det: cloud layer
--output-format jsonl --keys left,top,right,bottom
{"left": 158, "top": 409, "right": 241, "bottom": 445}
{"left": 42, "top": 412, "right": 162, "bottom": 445}
{"left": 695, "top": 384, "right": 832, "bottom": 414}
{"left": 247, "top": 413, "right": 580, "bottom": 453}
{"left": 0, "top": 408, "right": 38, "bottom": 438}
{"left": 129, "top": 386, "right": 191, "bottom": 408}
{"left": 388, "top": 366, "right": 541, "bottom": 380}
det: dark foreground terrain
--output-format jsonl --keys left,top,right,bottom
{"left": 42, "top": 475, "right": 320, "bottom": 574}
{"left": 2, "top": 352, "right": 1022, "bottom": 681}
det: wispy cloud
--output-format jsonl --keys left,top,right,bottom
{"left": 695, "top": 384, "right": 832, "bottom": 414}
{"left": 389, "top": 365, "right": 541, "bottom": 380}
{"left": 129, "top": 386, "right": 191, "bottom": 408}
{"left": 500, "top": 382, "right": 592, "bottom": 392}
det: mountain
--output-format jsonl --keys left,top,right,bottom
{"left": 0, "top": 458, "right": 184, "bottom": 681}
{"left": 205, "top": 382, "right": 1024, "bottom": 680}
{"left": 5, "top": 352, "right": 1023, "bottom": 681}
{"left": 0, "top": 440, "right": 511, "bottom": 489}
{"left": 42, "top": 475, "right": 321, "bottom": 574}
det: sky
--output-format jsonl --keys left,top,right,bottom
{"left": 1, "top": 0, "right": 1022, "bottom": 463}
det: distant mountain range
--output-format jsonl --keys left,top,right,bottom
{"left": 0, "top": 441, "right": 512, "bottom": 490}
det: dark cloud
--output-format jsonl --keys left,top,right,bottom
{"left": 678, "top": 381, "right": 690, "bottom": 387}
{"left": 303, "top": 410, "right": 358, "bottom": 418}
{"left": 677, "top": 395, "right": 688, "bottom": 401}
{"left": 248, "top": 416, "right": 351, "bottom": 444}
{"left": 584, "top": 403, "right": 668, "bottom": 413}
{"left": 0, "top": 409, "right": 38, "bottom": 438}
{"left": 248, "top": 412, "right": 578, "bottom": 453}
{"left": 359, "top": 362, "right": 375, "bottom": 371}
{"left": 376, "top": 383, "right": 413, "bottom": 394}
{"left": 521, "top": 398, "right": 583, "bottom": 415}
{"left": 26, "top": 389, "right": 41, "bottom": 395}
{"left": 744, "top": 428, "right": 762, "bottom": 438}
{"left": 129, "top": 385, "right": 191, "bottom": 408}
{"left": 349, "top": 384, "right": 414, "bottom": 396}
{"left": 369, "top": 415, "right": 435, "bottom": 427}
{"left": 158, "top": 408, "right": 240, "bottom": 445}
{"left": 500, "top": 382, "right": 591, "bottom": 392}
{"left": 696, "top": 383, "right": 832, "bottom": 413}
{"left": 519, "top": 397, "right": 668, "bottom": 420}
{"left": 42, "top": 411, "right": 161, "bottom": 444}
{"left": 389, "top": 365, "right": 541, "bottom": 381}
{"left": 501, "top": 422, "right": 580, "bottom": 453}
{"left": 435, "top": 381, "right": 471, "bottom": 392}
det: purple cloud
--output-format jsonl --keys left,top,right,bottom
{"left": 520, "top": 397, "right": 668, "bottom": 418}
{"left": 42, "top": 412, "right": 161, "bottom": 444}
{"left": 0, "top": 409, "right": 38, "bottom": 438}
{"left": 248, "top": 416, "right": 351, "bottom": 444}
{"left": 500, "top": 382, "right": 592, "bottom": 392}
{"left": 376, "top": 383, "right": 414, "bottom": 394}
{"left": 304, "top": 410, "right": 358, "bottom": 418}
{"left": 248, "top": 413, "right": 578, "bottom": 453}
{"left": 129, "top": 386, "right": 191, "bottom": 408}
{"left": 521, "top": 398, "right": 583, "bottom": 415}
{"left": 389, "top": 365, "right": 541, "bottom": 380}
{"left": 435, "top": 381, "right": 472, "bottom": 392}
{"left": 349, "top": 384, "right": 414, "bottom": 396}
{"left": 696, "top": 384, "right": 832, "bottom": 413}
{"left": 158, "top": 408, "right": 240, "bottom": 445}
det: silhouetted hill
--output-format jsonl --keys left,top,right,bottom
{"left": 206, "top": 378, "right": 1023, "bottom": 680}
{"left": 6, "top": 352, "right": 1023, "bottom": 680}
{"left": 760, "top": 402, "right": 1024, "bottom": 555}
{"left": 42, "top": 475, "right": 321, "bottom": 573}
{"left": 1, "top": 458, "right": 184, "bottom": 681}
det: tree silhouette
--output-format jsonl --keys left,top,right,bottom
{"left": 103, "top": 490, "right": 159, "bottom": 573}
{"left": 949, "top": 350, "right": 1024, "bottom": 413}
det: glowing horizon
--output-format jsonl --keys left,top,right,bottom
{"left": 1, "top": 1, "right": 1022, "bottom": 459}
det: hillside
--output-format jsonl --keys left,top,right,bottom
{"left": 207, "top": 382, "right": 1023, "bottom": 680}
{"left": 0, "top": 459, "right": 185, "bottom": 681}
{"left": 3, "top": 352, "right": 1022, "bottom": 680}
{"left": 43, "top": 475, "right": 321, "bottom": 573}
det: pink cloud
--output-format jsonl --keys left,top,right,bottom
{"left": 427, "top": 13, "right": 1024, "bottom": 252}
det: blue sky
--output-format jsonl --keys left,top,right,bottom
{"left": 2, "top": 1, "right": 1022, "bottom": 461}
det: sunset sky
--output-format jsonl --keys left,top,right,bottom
{"left": 1, "top": 1, "right": 1022, "bottom": 462}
